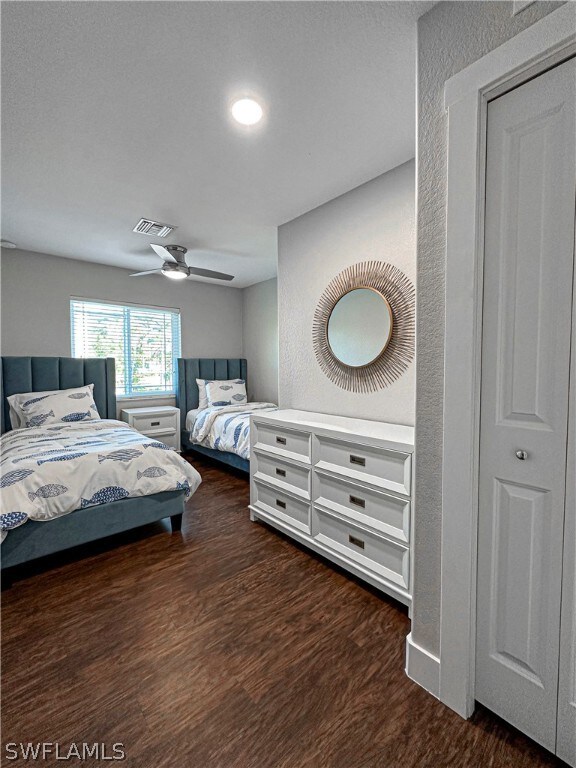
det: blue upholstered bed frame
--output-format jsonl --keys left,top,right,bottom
{"left": 1, "top": 356, "right": 187, "bottom": 573}
{"left": 177, "top": 358, "right": 249, "bottom": 473}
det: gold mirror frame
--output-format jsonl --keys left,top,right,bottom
{"left": 326, "top": 286, "right": 394, "bottom": 368}
{"left": 313, "top": 261, "right": 415, "bottom": 392}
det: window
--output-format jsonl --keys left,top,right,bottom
{"left": 70, "top": 298, "right": 181, "bottom": 397}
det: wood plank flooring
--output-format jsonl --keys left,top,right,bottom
{"left": 1, "top": 457, "right": 565, "bottom": 767}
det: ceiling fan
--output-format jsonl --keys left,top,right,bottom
{"left": 130, "top": 244, "right": 234, "bottom": 282}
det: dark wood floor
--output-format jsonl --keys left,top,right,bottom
{"left": 1, "top": 457, "right": 565, "bottom": 767}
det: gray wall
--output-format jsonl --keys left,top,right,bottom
{"left": 278, "top": 159, "right": 416, "bottom": 425}
{"left": 0, "top": 247, "right": 244, "bottom": 415}
{"left": 242, "top": 278, "right": 278, "bottom": 404}
{"left": 413, "top": 0, "right": 564, "bottom": 658}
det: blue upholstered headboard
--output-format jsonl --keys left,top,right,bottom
{"left": 1, "top": 357, "right": 116, "bottom": 434}
{"left": 177, "top": 358, "right": 247, "bottom": 428}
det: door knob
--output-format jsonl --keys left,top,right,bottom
{"left": 515, "top": 450, "right": 528, "bottom": 460}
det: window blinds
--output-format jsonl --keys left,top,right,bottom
{"left": 70, "top": 299, "right": 181, "bottom": 397}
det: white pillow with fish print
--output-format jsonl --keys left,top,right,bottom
{"left": 205, "top": 379, "right": 247, "bottom": 407}
{"left": 8, "top": 384, "right": 96, "bottom": 423}
{"left": 15, "top": 384, "right": 101, "bottom": 428}
{"left": 7, "top": 391, "right": 51, "bottom": 426}
{"left": 6, "top": 391, "right": 43, "bottom": 428}
{"left": 8, "top": 388, "right": 68, "bottom": 428}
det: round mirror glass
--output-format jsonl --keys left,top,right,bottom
{"left": 327, "top": 288, "right": 392, "bottom": 368}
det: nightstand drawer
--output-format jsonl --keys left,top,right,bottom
{"left": 149, "top": 431, "right": 179, "bottom": 451}
{"left": 131, "top": 411, "right": 177, "bottom": 434}
{"left": 120, "top": 407, "right": 181, "bottom": 452}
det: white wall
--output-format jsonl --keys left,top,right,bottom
{"left": 278, "top": 159, "right": 415, "bottom": 425}
{"left": 0, "top": 247, "right": 244, "bottom": 414}
{"left": 242, "top": 278, "right": 278, "bottom": 403}
{"left": 413, "top": 0, "right": 564, "bottom": 660}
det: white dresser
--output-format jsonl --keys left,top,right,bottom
{"left": 120, "top": 405, "right": 181, "bottom": 451}
{"left": 249, "top": 410, "right": 415, "bottom": 607}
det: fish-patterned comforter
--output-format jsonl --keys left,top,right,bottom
{"left": 190, "top": 403, "right": 277, "bottom": 460}
{"left": 0, "top": 419, "right": 202, "bottom": 540}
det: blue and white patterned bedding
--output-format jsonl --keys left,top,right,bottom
{"left": 0, "top": 419, "right": 202, "bottom": 540}
{"left": 189, "top": 403, "right": 277, "bottom": 460}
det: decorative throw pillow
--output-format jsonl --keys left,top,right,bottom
{"left": 14, "top": 384, "right": 101, "bottom": 428}
{"left": 205, "top": 379, "right": 247, "bottom": 407}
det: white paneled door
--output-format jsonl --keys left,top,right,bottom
{"left": 476, "top": 56, "right": 576, "bottom": 760}
{"left": 558, "top": 274, "right": 576, "bottom": 766}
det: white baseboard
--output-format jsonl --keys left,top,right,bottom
{"left": 405, "top": 632, "right": 440, "bottom": 698}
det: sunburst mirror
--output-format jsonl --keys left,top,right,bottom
{"left": 312, "top": 261, "right": 415, "bottom": 393}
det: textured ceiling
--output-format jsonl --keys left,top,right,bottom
{"left": 1, "top": 1, "right": 433, "bottom": 287}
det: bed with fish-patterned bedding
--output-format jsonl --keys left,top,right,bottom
{"left": 0, "top": 420, "right": 202, "bottom": 545}
{"left": 177, "top": 358, "right": 279, "bottom": 473}
{"left": 187, "top": 403, "right": 278, "bottom": 461}
{"left": 0, "top": 356, "right": 202, "bottom": 576}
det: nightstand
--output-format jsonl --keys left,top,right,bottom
{"left": 120, "top": 405, "right": 181, "bottom": 451}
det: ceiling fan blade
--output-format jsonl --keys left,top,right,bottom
{"left": 150, "top": 243, "right": 177, "bottom": 263}
{"left": 130, "top": 269, "right": 163, "bottom": 277}
{"left": 188, "top": 266, "right": 235, "bottom": 282}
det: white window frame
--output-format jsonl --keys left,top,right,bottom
{"left": 438, "top": 4, "right": 576, "bottom": 720}
{"left": 70, "top": 296, "right": 182, "bottom": 399}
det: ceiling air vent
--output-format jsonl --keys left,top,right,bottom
{"left": 132, "top": 218, "right": 175, "bottom": 238}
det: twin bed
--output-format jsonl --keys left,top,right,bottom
{"left": 177, "top": 358, "right": 276, "bottom": 473}
{"left": 0, "top": 356, "right": 201, "bottom": 574}
{"left": 1, "top": 356, "right": 273, "bottom": 578}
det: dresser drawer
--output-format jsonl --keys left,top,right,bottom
{"left": 315, "top": 436, "right": 411, "bottom": 496}
{"left": 253, "top": 421, "right": 311, "bottom": 464}
{"left": 312, "top": 507, "right": 409, "bottom": 590}
{"left": 252, "top": 481, "right": 310, "bottom": 534}
{"left": 315, "top": 471, "right": 409, "bottom": 543}
{"left": 131, "top": 411, "right": 178, "bottom": 435}
{"left": 253, "top": 451, "right": 310, "bottom": 500}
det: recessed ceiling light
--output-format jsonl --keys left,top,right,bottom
{"left": 0, "top": 240, "right": 17, "bottom": 249}
{"left": 231, "top": 98, "right": 263, "bottom": 126}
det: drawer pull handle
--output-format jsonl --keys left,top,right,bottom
{"left": 275, "top": 468, "right": 286, "bottom": 477}
{"left": 349, "top": 495, "right": 366, "bottom": 509}
{"left": 276, "top": 499, "right": 287, "bottom": 509}
{"left": 276, "top": 436, "right": 287, "bottom": 445}
{"left": 349, "top": 534, "right": 365, "bottom": 550}
{"left": 151, "top": 421, "right": 160, "bottom": 426}
{"left": 350, "top": 455, "right": 366, "bottom": 467}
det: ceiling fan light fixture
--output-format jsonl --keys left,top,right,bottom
{"left": 231, "top": 98, "right": 263, "bottom": 126}
{"left": 130, "top": 243, "right": 234, "bottom": 282}
{"left": 162, "top": 267, "right": 188, "bottom": 280}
